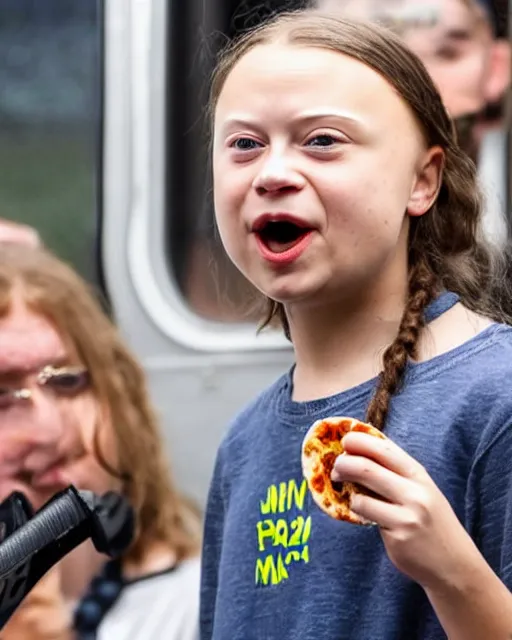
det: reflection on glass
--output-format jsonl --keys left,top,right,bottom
{"left": 0, "top": 0, "right": 101, "bottom": 282}
{"left": 167, "top": 1, "right": 301, "bottom": 324}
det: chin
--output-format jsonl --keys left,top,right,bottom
{"left": 258, "top": 280, "right": 324, "bottom": 307}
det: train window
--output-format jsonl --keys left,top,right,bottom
{"left": 165, "top": 0, "right": 510, "bottom": 323}
{"left": 0, "top": 0, "right": 103, "bottom": 283}
{"left": 165, "top": 0, "right": 307, "bottom": 324}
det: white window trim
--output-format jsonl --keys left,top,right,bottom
{"left": 123, "top": 0, "right": 291, "bottom": 353}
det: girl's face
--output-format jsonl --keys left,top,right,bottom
{"left": 213, "top": 44, "right": 443, "bottom": 310}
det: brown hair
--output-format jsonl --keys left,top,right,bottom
{"left": 209, "top": 11, "right": 512, "bottom": 431}
{"left": 0, "top": 243, "right": 200, "bottom": 562}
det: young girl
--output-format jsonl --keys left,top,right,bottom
{"left": 200, "top": 9, "right": 512, "bottom": 640}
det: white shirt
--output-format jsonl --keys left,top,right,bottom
{"left": 478, "top": 127, "right": 509, "bottom": 249}
{"left": 97, "top": 556, "right": 200, "bottom": 640}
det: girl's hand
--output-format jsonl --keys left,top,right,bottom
{"left": 331, "top": 432, "right": 479, "bottom": 591}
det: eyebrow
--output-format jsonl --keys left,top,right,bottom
{"left": 294, "top": 112, "right": 366, "bottom": 128}
{"left": 220, "top": 112, "right": 367, "bottom": 135}
{"left": 0, "top": 355, "right": 70, "bottom": 378}
{"left": 440, "top": 27, "right": 473, "bottom": 42}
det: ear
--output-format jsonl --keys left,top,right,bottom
{"left": 407, "top": 146, "right": 444, "bottom": 217}
{"left": 484, "top": 39, "right": 511, "bottom": 105}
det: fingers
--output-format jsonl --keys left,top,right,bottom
{"left": 349, "top": 493, "right": 402, "bottom": 530}
{"left": 341, "top": 432, "right": 425, "bottom": 479}
{"left": 332, "top": 453, "right": 409, "bottom": 504}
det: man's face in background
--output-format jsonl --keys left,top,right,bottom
{"left": 317, "top": 0, "right": 510, "bottom": 154}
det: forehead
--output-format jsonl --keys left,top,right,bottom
{"left": 319, "top": 0, "right": 484, "bottom": 35}
{"left": 401, "top": 0, "right": 491, "bottom": 60}
{"left": 406, "top": 0, "right": 483, "bottom": 31}
{"left": 0, "top": 297, "right": 68, "bottom": 373}
{"left": 320, "top": 0, "right": 471, "bottom": 19}
{"left": 216, "top": 44, "right": 416, "bottom": 132}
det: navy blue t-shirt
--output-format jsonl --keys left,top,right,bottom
{"left": 200, "top": 294, "right": 512, "bottom": 639}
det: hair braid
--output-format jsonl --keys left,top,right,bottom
{"left": 366, "top": 256, "right": 438, "bottom": 430}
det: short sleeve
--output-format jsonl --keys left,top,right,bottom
{"left": 467, "top": 423, "right": 512, "bottom": 588}
{"left": 199, "top": 447, "right": 227, "bottom": 640}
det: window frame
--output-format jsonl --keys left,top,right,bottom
{"left": 121, "top": 0, "right": 290, "bottom": 353}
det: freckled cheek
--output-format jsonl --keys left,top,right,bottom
{"left": 321, "top": 181, "right": 375, "bottom": 235}
{"left": 322, "top": 189, "right": 403, "bottom": 257}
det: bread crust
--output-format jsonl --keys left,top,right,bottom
{"left": 301, "top": 416, "right": 386, "bottom": 525}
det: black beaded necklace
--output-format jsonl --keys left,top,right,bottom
{"left": 73, "top": 558, "right": 179, "bottom": 639}
{"left": 73, "top": 558, "right": 124, "bottom": 640}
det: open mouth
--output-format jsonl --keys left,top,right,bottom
{"left": 256, "top": 220, "right": 313, "bottom": 254}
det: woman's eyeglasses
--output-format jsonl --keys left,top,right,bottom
{"left": 0, "top": 366, "right": 90, "bottom": 409}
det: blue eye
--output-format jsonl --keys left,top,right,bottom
{"left": 231, "top": 138, "right": 261, "bottom": 151}
{"left": 307, "top": 135, "right": 338, "bottom": 147}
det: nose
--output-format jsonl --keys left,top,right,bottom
{"left": 252, "top": 151, "right": 306, "bottom": 195}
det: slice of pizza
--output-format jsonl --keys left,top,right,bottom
{"left": 301, "top": 416, "right": 386, "bottom": 525}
